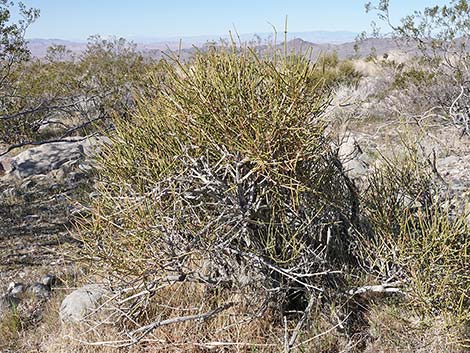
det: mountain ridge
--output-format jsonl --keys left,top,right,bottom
{"left": 26, "top": 35, "right": 414, "bottom": 60}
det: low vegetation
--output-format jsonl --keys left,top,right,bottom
{"left": 71, "top": 44, "right": 469, "bottom": 351}
{"left": 1, "top": 0, "right": 469, "bottom": 352}
{"left": 1, "top": 35, "right": 160, "bottom": 148}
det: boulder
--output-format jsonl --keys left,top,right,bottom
{"left": 0, "top": 157, "right": 13, "bottom": 176}
{"left": 0, "top": 275, "right": 60, "bottom": 318}
{"left": 29, "top": 283, "right": 51, "bottom": 300}
{"left": 59, "top": 284, "right": 109, "bottom": 323}
{"left": 0, "top": 283, "right": 24, "bottom": 318}
{"left": 10, "top": 140, "right": 85, "bottom": 178}
{"left": 37, "top": 119, "right": 69, "bottom": 136}
{"left": 7, "top": 136, "right": 110, "bottom": 179}
{"left": 7, "top": 282, "right": 26, "bottom": 296}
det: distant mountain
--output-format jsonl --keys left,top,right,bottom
{"left": 27, "top": 39, "right": 87, "bottom": 57}
{"left": 287, "top": 31, "right": 358, "bottom": 44}
{"left": 26, "top": 34, "right": 416, "bottom": 60}
{"left": 127, "top": 30, "right": 358, "bottom": 45}
{"left": 26, "top": 31, "right": 359, "bottom": 57}
{"left": 280, "top": 37, "right": 418, "bottom": 59}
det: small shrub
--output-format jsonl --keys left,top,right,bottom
{"left": 361, "top": 147, "right": 470, "bottom": 329}
{"left": 1, "top": 36, "right": 160, "bottom": 146}
{"left": 76, "top": 40, "right": 469, "bottom": 350}
{"left": 314, "top": 52, "right": 362, "bottom": 88}
{"left": 392, "top": 67, "right": 436, "bottom": 90}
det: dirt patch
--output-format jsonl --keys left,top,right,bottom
{"left": 0, "top": 173, "right": 88, "bottom": 287}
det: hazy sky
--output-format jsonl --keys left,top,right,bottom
{"left": 20, "top": 0, "right": 448, "bottom": 40}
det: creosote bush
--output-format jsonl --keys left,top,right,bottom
{"left": 317, "top": 52, "right": 362, "bottom": 89}
{"left": 1, "top": 35, "right": 160, "bottom": 147}
{"left": 365, "top": 0, "right": 470, "bottom": 133}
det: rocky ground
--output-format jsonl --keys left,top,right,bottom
{"left": 0, "top": 172, "right": 82, "bottom": 286}
{"left": 0, "top": 138, "right": 106, "bottom": 343}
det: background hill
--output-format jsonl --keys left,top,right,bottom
{"left": 26, "top": 32, "right": 417, "bottom": 60}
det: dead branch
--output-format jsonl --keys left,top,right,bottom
{"left": 126, "top": 302, "right": 234, "bottom": 346}
{"left": 347, "top": 281, "right": 404, "bottom": 296}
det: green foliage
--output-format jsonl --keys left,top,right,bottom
{"left": 81, "top": 40, "right": 470, "bottom": 340}
{"left": 0, "top": 306, "right": 21, "bottom": 350}
{"left": 361, "top": 147, "right": 470, "bottom": 326}
{"left": 315, "top": 52, "right": 362, "bottom": 88}
{"left": 365, "top": 0, "right": 470, "bottom": 44}
{"left": 111, "top": 47, "right": 331, "bottom": 184}
{"left": 0, "top": 0, "right": 39, "bottom": 71}
{"left": 0, "top": 1, "right": 39, "bottom": 144}
{"left": 364, "top": 0, "right": 470, "bottom": 133}
{"left": 398, "top": 204, "right": 470, "bottom": 322}
{"left": 0, "top": 35, "right": 160, "bottom": 146}
{"left": 83, "top": 44, "right": 361, "bottom": 298}
{"left": 392, "top": 67, "right": 436, "bottom": 90}
{"left": 362, "top": 148, "right": 434, "bottom": 240}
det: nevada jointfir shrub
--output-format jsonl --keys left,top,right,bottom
{"left": 81, "top": 43, "right": 363, "bottom": 317}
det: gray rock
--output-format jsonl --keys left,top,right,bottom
{"left": 437, "top": 155, "right": 460, "bottom": 169}
{"left": 37, "top": 119, "right": 68, "bottom": 136}
{"left": 7, "top": 282, "right": 26, "bottom": 296}
{"left": 0, "top": 283, "right": 25, "bottom": 317}
{"left": 59, "top": 284, "right": 109, "bottom": 323}
{"left": 338, "top": 134, "right": 371, "bottom": 179}
{"left": 344, "top": 159, "right": 369, "bottom": 179}
{"left": 0, "top": 157, "right": 13, "bottom": 176}
{"left": 29, "top": 283, "right": 51, "bottom": 300}
{"left": 0, "top": 295, "right": 20, "bottom": 317}
{"left": 11, "top": 140, "right": 85, "bottom": 178}
{"left": 41, "top": 274, "right": 58, "bottom": 287}
{"left": 8, "top": 136, "right": 110, "bottom": 179}
{"left": 26, "top": 274, "right": 57, "bottom": 300}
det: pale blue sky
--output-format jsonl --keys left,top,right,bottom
{"left": 21, "top": 0, "right": 448, "bottom": 40}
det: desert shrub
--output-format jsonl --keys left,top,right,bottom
{"left": 0, "top": 1, "right": 39, "bottom": 145}
{"left": 364, "top": 0, "right": 470, "bottom": 133}
{"left": 0, "top": 1, "right": 39, "bottom": 87}
{"left": 360, "top": 147, "right": 470, "bottom": 328}
{"left": 315, "top": 52, "right": 362, "bottom": 88}
{"left": 0, "top": 35, "right": 160, "bottom": 147}
{"left": 377, "top": 57, "right": 462, "bottom": 122}
{"left": 362, "top": 147, "right": 435, "bottom": 241}
{"left": 337, "top": 60, "right": 363, "bottom": 86}
{"left": 75, "top": 36, "right": 469, "bottom": 350}
{"left": 77, "top": 43, "right": 367, "bottom": 346}
{"left": 391, "top": 67, "right": 436, "bottom": 90}
{"left": 398, "top": 205, "right": 470, "bottom": 321}
{"left": 91, "top": 43, "right": 360, "bottom": 282}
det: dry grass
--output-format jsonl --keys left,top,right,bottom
{"left": 365, "top": 304, "right": 469, "bottom": 353}
{"left": 5, "top": 281, "right": 468, "bottom": 352}
{"left": 0, "top": 280, "right": 365, "bottom": 352}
